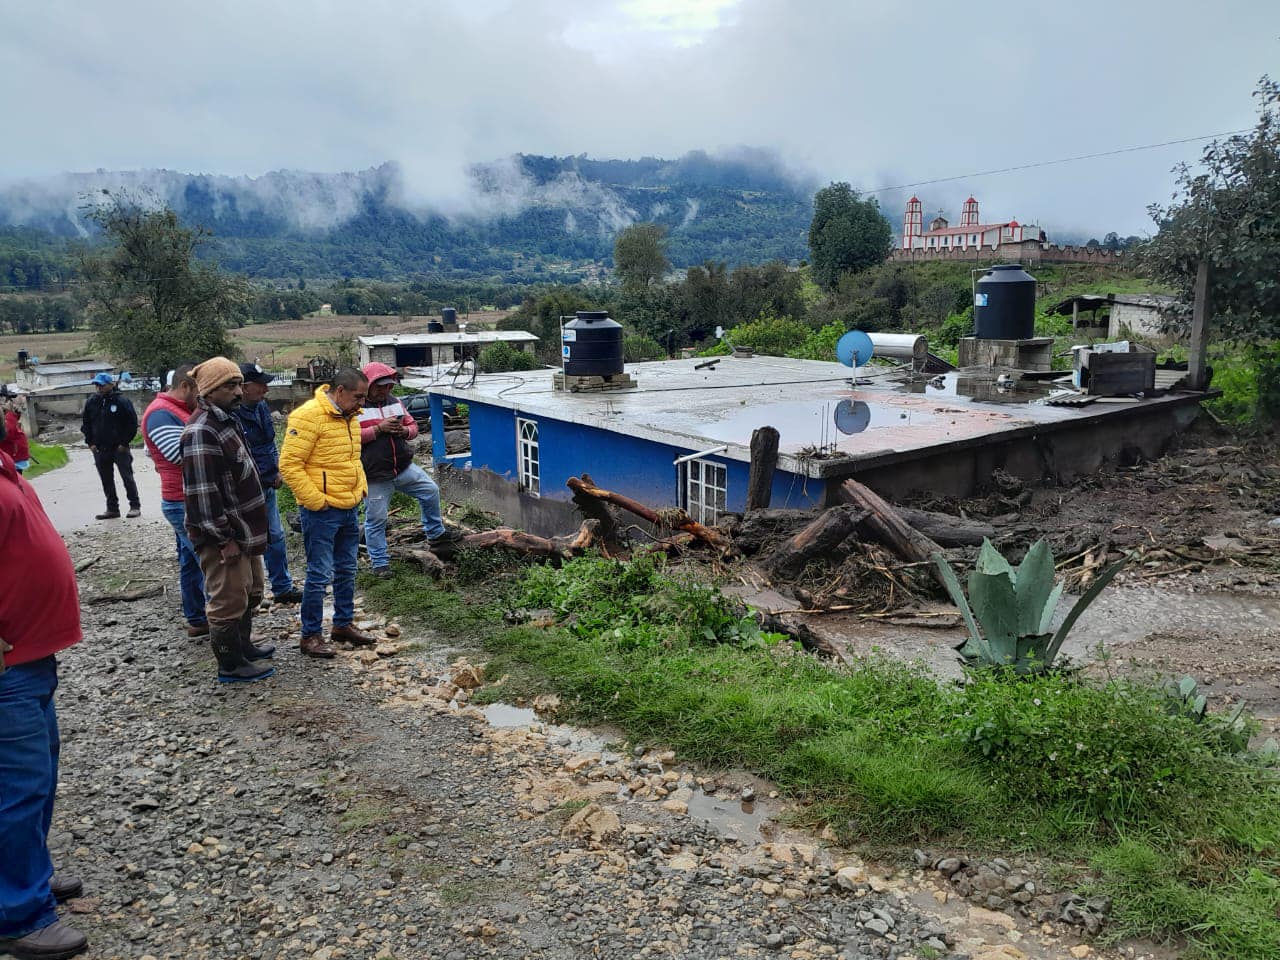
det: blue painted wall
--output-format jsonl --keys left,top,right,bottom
{"left": 432, "top": 397, "right": 823, "bottom": 511}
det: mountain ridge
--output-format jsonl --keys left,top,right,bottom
{"left": 0, "top": 152, "right": 819, "bottom": 281}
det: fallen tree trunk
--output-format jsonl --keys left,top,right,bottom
{"left": 459, "top": 519, "right": 602, "bottom": 561}
{"left": 895, "top": 507, "right": 996, "bottom": 547}
{"left": 387, "top": 546, "right": 446, "bottom": 578}
{"left": 835, "top": 479, "right": 946, "bottom": 583}
{"left": 767, "top": 504, "right": 865, "bottom": 579}
{"left": 566, "top": 476, "right": 729, "bottom": 551}
{"left": 570, "top": 472, "right": 622, "bottom": 548}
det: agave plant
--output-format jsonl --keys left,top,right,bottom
{"left": 933, "top": 538, "right": 1126, "bottom": 674}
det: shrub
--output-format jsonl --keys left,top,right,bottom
{"left": 477, "top": 341, "right": 537, "bottom": 373}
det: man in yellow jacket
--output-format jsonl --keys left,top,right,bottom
{"left": 279, "top": 368, "right": 377, "bottom": 658}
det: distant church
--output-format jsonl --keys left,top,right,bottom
{"left": 900, "top": 196, "right": 1043, "bottom": 252}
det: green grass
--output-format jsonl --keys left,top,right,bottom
{"left": 361, "top": 554, "right": 1280, "bottom": 959}
{"left": 23, "top": 441, "right": 68, "bottom": 479}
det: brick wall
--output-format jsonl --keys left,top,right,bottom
{"left": 890, "top": 241, "right": 1123, "bottom": 266}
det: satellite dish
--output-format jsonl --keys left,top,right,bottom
{"left": 834, "top": 399, "right": 872, "bottom": 435}
{"left": 835, "top": 330, "right": 875, "bottom": 368}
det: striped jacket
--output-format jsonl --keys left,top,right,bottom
{"left": 180, "top": 400, "right": 268, "bottom": 553}
{"left": 142, "top": 391, "right": 195, "bottom": 502}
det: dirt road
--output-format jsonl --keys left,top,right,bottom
{"left": 32, "top": 475, "right": 1144, "bottom": 959}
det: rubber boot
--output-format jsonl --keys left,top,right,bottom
{"left": 210, "top": 621, "right": 274, "bottom": 683}
{"left": 240, "top": 595, "right": 276, "bottom": 660}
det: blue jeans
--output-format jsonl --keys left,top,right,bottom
{"left": 160, "top": 498, "right": 207, "bottom": 627}
{"left": 364, "top": 463, "right": 446, "bottom": 569}
{"left": 300, "top": 505, "right": 359, "bottom": 637}
{"left": 262, "top": 486, "right": 294, "bottom": 597}
{"left": 0, "top": 656, "right": 60, "bottom": 939}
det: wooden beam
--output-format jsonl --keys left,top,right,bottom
{"left": 1188, "top": 259, "right": 1211, "bottom": 391}
{"left": 745, "top": 426, "right": 780, "bottom": 512}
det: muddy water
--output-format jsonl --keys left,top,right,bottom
{"left": 31, "top": 446, "right": 163, "bottom": 533}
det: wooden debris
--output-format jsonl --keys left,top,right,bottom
{"left": 566, "top": 476, "right": 729, "bottom": 551}
{"left": 835, "top": 479, "right": 946, "bottom": 576}
{"left": 746, "top": 426, "right": 780, "bottom": 511}
{"left": 767, "top": 505, "right": 865, "bottom": 579}
{"left": 895, "top": 507, "right": 996, "bottom": 547}
{"left": 88, "top": 583, "right": 164, "bottom": 605}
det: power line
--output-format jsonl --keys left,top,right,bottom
{"left": 863, "top": 129, "right": 1251, "bottom": 195}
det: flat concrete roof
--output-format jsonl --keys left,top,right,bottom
{"left": 25, "top": 361, "right": 114, "bottom": 374}
{"left": 359, "top": 331, "right": 538, "bottom": 347}
{"left": 415, "top": 356, "right": 1205, "bottom": 480}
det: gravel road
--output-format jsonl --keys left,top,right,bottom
{"left": 40, "top": 512, "right": 1152, "bottom": 960}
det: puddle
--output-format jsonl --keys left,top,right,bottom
{"left": 900, "top": 371, "right": 1059, "bottom": 405}
{"left": 482, "top": 702, "right": 538, "bottom": 728}
{"left": 696, "top": 396, "right": 939, "bottom": 450}
{"left": 686, "top": 788, "right": 771, "bottom": 844}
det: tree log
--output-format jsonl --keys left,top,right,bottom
{"left": 570, "top": 472, "right": 621, "bottom": 547}
{"left": 835, "top": 479, "right": 945, "bottom": 573}
{"left": 388, "top": 546, "right": 446, "bottom": 578}
{"left": 746, "top": 426, "right": 780, "bottom": 511}
{"left": 735, "top": 508, "right": 817, "bottom": 555}
{"left": 895, "top": 507, "right": 996, "bottom": 547}
{"left": 767, "top": 504, "right": 865, "bottom": 579}
{"left": 457, "top": 519, "right": 601, "bottom": 561}
{"left": 565, "top": 476, "right": 729, "bottom": 551}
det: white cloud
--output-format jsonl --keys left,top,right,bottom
{"left": 0, "top": 0, "right": 1275, "bottom": 234}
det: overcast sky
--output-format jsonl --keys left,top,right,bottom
{"left": 2, "top": 0, "right": 1277, "bottom": 236}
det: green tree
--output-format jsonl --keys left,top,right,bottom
{"left": 807, "top": 182, "right": 893, "bottom": 290}
{"left": 79, "top": 192, "right": 249, "bottom": 376}
{"left": 1141, "top": 78, "right": 1280, "bottom": 341}
{"left": 612, "top": 223, "right": 670, "bottom": 292}
{"left": 680, "top": 261, "right": 732, "bottom": 342}
{"left": 724, "top": 312, "right": 811, "bottom": 357}
{"left": 1141, "top": 78, "right": 1280, "bottom": 417}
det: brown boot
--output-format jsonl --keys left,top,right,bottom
{"left": 186, "top": 621, "right": 210, "bottom": 639}
{"left": 331, "top": 623, "right": 377, "bottom": 647}
{"left": 300, "top": 634, "right": 336, "bottom": 658}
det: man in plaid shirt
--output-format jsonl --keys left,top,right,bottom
{"left": 181, "top": 357, "right": 276, "bottom": 683}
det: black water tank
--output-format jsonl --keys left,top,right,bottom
{"left": 974, "top": 264, "right": 1037, "bottom": 340}
{"left": 563, "top": 311, "right": 624, "bottom": 377}
{"left": 427, "top": 320, "right": 445, "bottom": 333}
{"left": 441, "top": 307, "right": 458, "bottom": 327}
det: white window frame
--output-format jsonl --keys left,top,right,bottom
{"left": 516, "top": 417, "right": 540, "bottom": 497}
{"left": 680, "top": 458, "right": 727, "bottom": 525}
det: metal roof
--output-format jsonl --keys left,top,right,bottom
{"left": 358, "top": 331, "right": 538, "bottom": 347}
{"left": 26, "top": 360, "right": 114, "bottom": 374}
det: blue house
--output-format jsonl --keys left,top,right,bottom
{"left": 417, "top": 357, "right": 854, "bottom": 533}
{"left": 415, "top": 355, "right": 1207, "bottom": 536}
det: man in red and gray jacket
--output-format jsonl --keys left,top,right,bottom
{"left": 0, "top": 419, "right": 89, "bottom": 959}
{"left": 358, "top": 362, "right": 461, "bottom": 577}
{"left": 142, "top": 364, "right": 208, "bottom": 638}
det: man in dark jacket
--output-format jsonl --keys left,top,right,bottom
{"left": 358, "top": 362, "right": 461, "bottom": 578}
{"left": 81, "top": 372, "right": 140, "bottom": 520}
{"left": 232, "top": 363, "right": 302, "bottom": 604}
{"left": 181, "top": 357, "right": 274, "bottom": 684}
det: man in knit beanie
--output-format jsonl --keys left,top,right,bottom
{"left": 180, "top": 357, "right": 275, "bottom": 683}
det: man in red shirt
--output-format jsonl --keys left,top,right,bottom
{"left": 0, "top": 419, "right": 88, "bottom": 959}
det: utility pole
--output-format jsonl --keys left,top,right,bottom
{"left": 1188, "top": 259, "right": 1210, "bottom": 391}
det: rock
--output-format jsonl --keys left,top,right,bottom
{"left": 449, "top": 659, "right": 484, "bottom": 689}
{"left": 913, "top": 849, "right": 932, "bottom": 867}
{"left": 384, "top": 623, "right": 401, "bottom": 638}
{"left": 864, "top": 919, "right": 890, "bottom": 936}
{"left": 935, "top": 857, "right": 964, "bottom": 877}
{"left": 835, "top": 865, "right": 867, "bottom": 889}
{"left": 560, "top": 803, "right": 621, "bottom": 842}
{"left": 967, "top": 906, "right": 1017, "bottom": 931}
{"left": 374, "top": 643, "right": 399, "bottom": 658}
{"left": 1070, "top": 947, "right": 1092, "bottom": 958}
